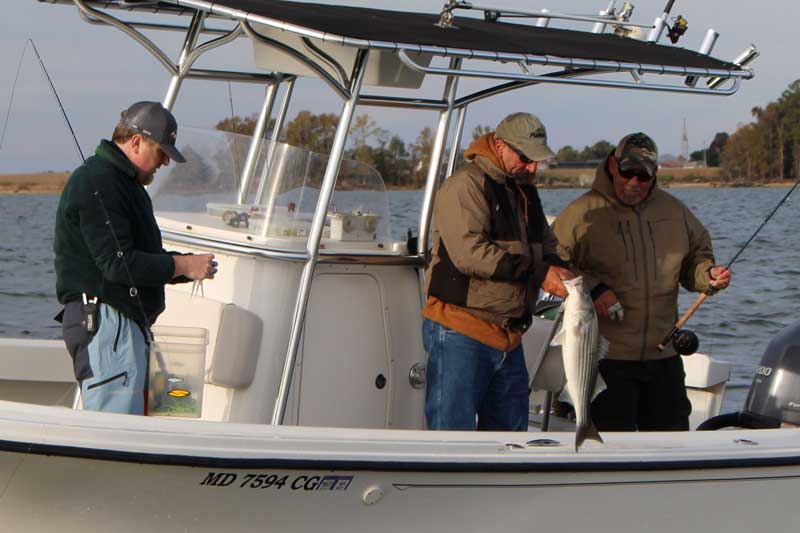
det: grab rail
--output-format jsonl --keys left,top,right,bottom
{"left": 397, "top": 50, "right": 746, "bottom": 96}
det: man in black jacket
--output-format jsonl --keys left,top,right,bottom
{"left": 54, "top": 101, "right": 215, "bottom": 415}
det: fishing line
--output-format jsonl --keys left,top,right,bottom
{"left": 658, "top": 177, "right": 800, "bottom": 351}
{"left": 29, "top": 38, "right": 155, "bottom": 342}
{"left": 0, "top": 40, "right": 32, "bottom": 152}
{"left": 227, "top": 81, "right": 241, "bottom": 180}
{"left": 722, "top": 178, "right": 799, "bottom": 271}
{"left": 28, "top": 39, "right": 86, "bottom": 163}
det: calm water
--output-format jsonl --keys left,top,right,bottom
{"left": 2, "top": 187, "right": 798, "bottom": 413}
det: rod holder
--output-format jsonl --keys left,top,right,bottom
{"left": 707, "top": 44, "right": 759, "bottom": 89}
{"left": 685, "top": 29, "right": 719, "bottom": 87}
{"left": 647, "top": 1, "right": 676, "bottom": 42}
{"left": 647, "top": 16, "right": 666, "bottom": 42}
{"left": 592, "top": 0, "right": 616, "bottom": 34}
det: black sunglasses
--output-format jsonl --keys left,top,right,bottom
{"left": 618, "top": 166, "right": 655, "bottom": 182}
{"left": 506, "top": 142, "right": 533, "bottom": 164}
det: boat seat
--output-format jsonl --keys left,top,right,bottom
{"left": 524, "top": 316, "right": 566, "bottom": 394}
{"left": 159, "top": 289, "right": 263, "bottom": 389}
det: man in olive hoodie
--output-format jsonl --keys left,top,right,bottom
{"left": 54, "top": 101, "right": 216, "bottom": 415}
{"left": 552, "top": 133, "right": 731, "bottom": 431}
{"left": 423, "top": 112, "right": 572, "bottom": 431}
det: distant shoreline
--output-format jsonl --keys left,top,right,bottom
{"left": 0, "top": 172, "right": 69, "bottom": 195}
{"left": 0, "top": 171, "right": 795, "bottom": 195}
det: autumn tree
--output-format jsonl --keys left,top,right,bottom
{"left": 580, "top": 140, "right": 615, "bottom": 160}
{"left": 722, "top": 79, "right": 800, "bottom": 181}
{"left": 285, "top": 111, "right": 339, "bottom": 153}
{"left": 706, "top": 132, "right": 728, "bottom": 167}
{"left": 215, "top": 114, "right": 261, "bottom": 137}
{"left": 410, "top": 127, "right": 434, "bottom": 187}
{"left": 557, "top": 145, "right": 581, "bottom": 162}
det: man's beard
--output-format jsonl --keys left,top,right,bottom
{"left": 138, "top": 171, "right": 156, "bottom": 186}
{"left": 510, "top": 169, "right": 532, "bottom": 181}
{"left": 620, "top": 187, "right": 643, "bottom": 206}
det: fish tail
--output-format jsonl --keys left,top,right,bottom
{"left": 575, "top": 420, "right": 604, "bottom": 452}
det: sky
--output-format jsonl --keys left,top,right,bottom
{"left": 0, "top": 0, "right": 798, "bottom": 173}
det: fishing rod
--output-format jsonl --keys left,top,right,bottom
{"left": 658, "top": 177, "right": 800, "bottom": 353}
{"left": 21, "top": 38, "right": 156, "bottom": 343}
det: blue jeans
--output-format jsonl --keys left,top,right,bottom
{"left": 423, "top": 318, "right": 529, "bottom": 431}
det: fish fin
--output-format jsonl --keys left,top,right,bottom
{"left": 552, "top": 325, "right": 565, "bottom": 345}
{"left": 591, "top": 374, "right": 607, "bottom": 401}
{"left": 598, "top": 336, "right": 610, "bottom": 359}
{"left": 575, "top": 419, "right": 604, "bottom": 453}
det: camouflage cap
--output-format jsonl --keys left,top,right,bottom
{"left": 495, "top": 112, "right": 555, "bottom": 162}
{"left": 614, "top": 132, "right": 658, "bottom": 177}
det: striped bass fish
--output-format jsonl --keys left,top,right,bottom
{"left": 554, "top": 276, "right": 609, "bottom": 452}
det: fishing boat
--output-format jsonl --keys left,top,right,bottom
{"left": 1, "top": 1, "right": 798, "bottom": 531}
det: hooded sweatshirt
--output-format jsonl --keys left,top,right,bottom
{"left": 551, "top": 157, "right": 715, "bottom": 361}
{"left": 422, "top": 134, "right": 561, "bottom": 351}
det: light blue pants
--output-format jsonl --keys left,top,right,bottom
{"left": 81, "top": 304, "right": 148, "bottom": 415}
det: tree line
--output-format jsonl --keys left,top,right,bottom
{"left": 215, "top": 111, "right": 434, "bottom": 188}
{"left": 214, "top": 79, "right": 800, "bottom": 187}
{"left": 719, "top": 80, "right": 800, "bottom": 181}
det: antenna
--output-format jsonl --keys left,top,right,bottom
{"left": 680, "top": 118, "right": 689, "bottom": 164}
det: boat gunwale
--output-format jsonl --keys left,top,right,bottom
{"left": 2, "top": 437, "right": 800, "bottom": 473}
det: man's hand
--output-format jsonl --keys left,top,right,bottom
{"left": 594, "top": 289, "right": 623, "bottom": 321}
{"left": 541, "top": 265, "right": 574, "bottom": 299}
{"left": 709, "top": 266, "right": 731, "bottom": 291}
{"left": 173, "top": 253, "right": 217, "bottom": 281}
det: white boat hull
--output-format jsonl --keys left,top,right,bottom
{"left": 1, "top": 402, "right": 798, "bottom": 533}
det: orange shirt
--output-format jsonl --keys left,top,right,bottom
{"left": 422, "top": 296, "right": 523, "bottom": 352}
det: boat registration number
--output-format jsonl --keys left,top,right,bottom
{"left": 200, "top": 471, "right": 353, "bottom": 492}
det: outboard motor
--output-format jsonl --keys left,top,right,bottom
{"left": 698, "top": 320, "right": 800, "bottom": 430}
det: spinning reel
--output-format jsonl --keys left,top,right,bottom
{"left": 671, "top": 328, "right": 699, "bottom": 356}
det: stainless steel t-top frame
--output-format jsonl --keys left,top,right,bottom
{"left": 438, "top": 1, "right": 652, "bottom": 30}
{"left": 59, "top": 0, "right": 757, "bottom": 426}
{"left": 271, "top": 49, "right": 371, "bottom": 425}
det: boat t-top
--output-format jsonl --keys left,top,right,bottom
{"left": 1, "top": 1, "right": 797, "bottom": 532}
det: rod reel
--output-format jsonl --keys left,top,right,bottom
{"left": 672, "top": 329, "right": 699, "bottom": 356}
{"left": 666, "top": 15, "right": 688, "bottom": 44}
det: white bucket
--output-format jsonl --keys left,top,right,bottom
{"left": 148, "top": 325, "right": 208, "bottom": 418}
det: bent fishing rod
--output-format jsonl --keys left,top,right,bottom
{"left": 23, "top": 38, "right": 156, "bottom": 343}
{"left": 658, "top": 177, "right": 800, "bottom": 352}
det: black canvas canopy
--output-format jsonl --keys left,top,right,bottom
{"left": 206, "top": 0, "right": 736, "bottom": 69}
{"left": 48, "top": 0, "right": 738, "bottom": 71}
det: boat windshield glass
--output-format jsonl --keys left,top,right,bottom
{"left": 150, "top": 127, "right": 393, "bottom": 250}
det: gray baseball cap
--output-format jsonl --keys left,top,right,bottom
{"left": 614, "top": 132, "right": 658, "bottom": 177}
{"left": 495, "top": 112, "right": 555, "bottom": 162}
{"left": 120, "top": 101, "right": 186, "bottom": 163}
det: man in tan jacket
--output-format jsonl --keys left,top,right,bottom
{"left": 552, "top": 132, "right": 731, "bottom": 431}
{"left": 423, "top": 112, "right": 571, "bottom": 431}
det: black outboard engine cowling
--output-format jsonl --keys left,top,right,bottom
{"left": 740, "top": 320, "right": 800, "bottom": 428}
